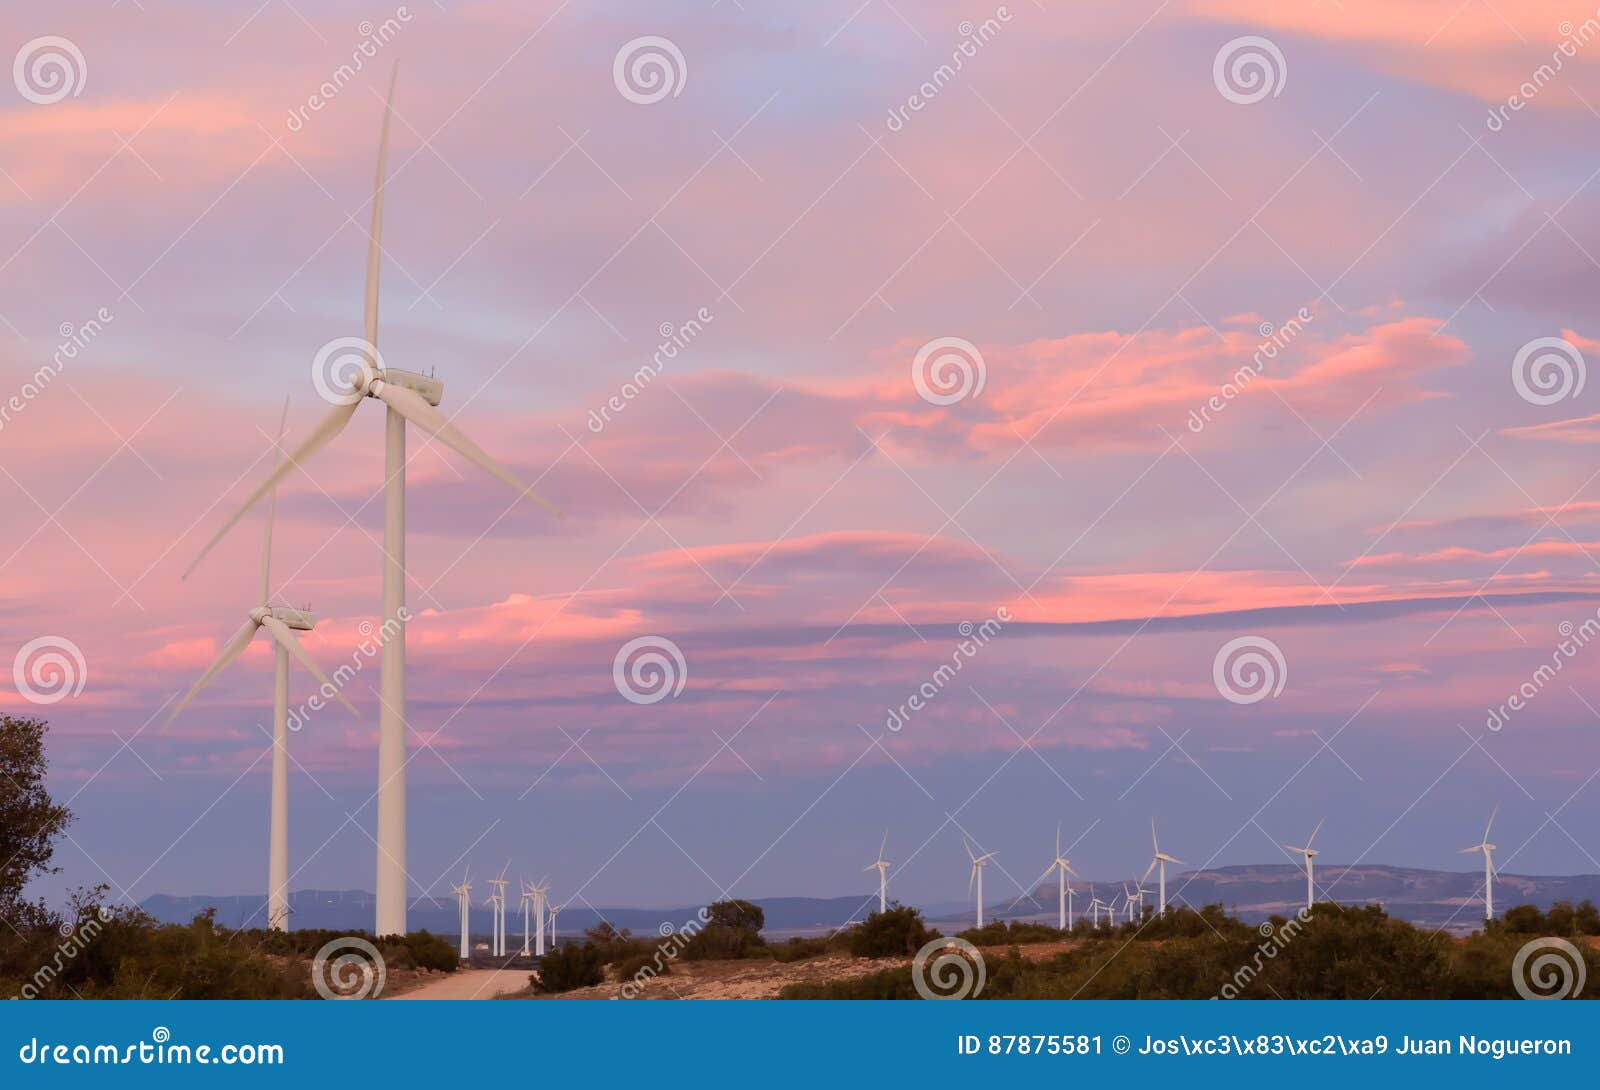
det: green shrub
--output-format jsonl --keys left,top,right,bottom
{"left": 770, "top": 936, "right": 830, "bottom": 962}
{"left": 532, "top": 942, "right": 604, "bottom": 993}
{"left": 850, "top": 905, "right": 937, "bottom": 958}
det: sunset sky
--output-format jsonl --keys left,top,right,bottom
{"left": 7, "top": 0, "right": 1600, "bottom": 917}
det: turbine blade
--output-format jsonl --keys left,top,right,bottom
{"left": 1030, "top": 863, "right": 1056, "bottom": 891}
{"left": 879, "top": 829, "right": 888, "bottom": 860}
{"left": 186, "top": 399, "right": 359, "bottom": 579}
{"left": 373, "top": 383, "right": 562, "bottom": 518}
{"left": 1063, "top": 863, "right": 1077, "bottom": 877}
{"left": 1151, "top": 816, "right": 1159, "bottom": 854}
{"left": 963, "top": 837, "right": 976, "bottom": 862}
{"left": 1306, "top": 817, "right": 1324, "bottom": 850}
{"left": 1141, "top": 858, "right": 1156, "bottom": 884}
{"left": 259, "top": 614, "right": 358, "bottom": 717}
{"left": 165, "top": 618, "right": 261, "bottom": 727}
{"left": 1483, "top": 804, "right": 1498, "bottom": 842}
{"left": 367, "top": 64, "right": 396, "bottom": 351}
{"left": 261, "top": 397, "right": 289, "bottom": 606}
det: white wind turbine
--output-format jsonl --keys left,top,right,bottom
{"left": 530, "top": 879, "right": 552, "bottom": 955}
{"left": 1459, "top": 805, "right": 1500, "bottom": 921}
{"left": 964, "top": 838, "right": 996, "bottom": 928}
{"left": 486, "top": 864, "right": 510, "bottom": 957}
{"left": 547, "top": 903, "right": 559, "bottom": 948}
{"left": 1284, "top": 817, "right": 1324, "bottom": 912}
{"left": 182, "top": 68, "right": 561, "bottom": 937}
{"left": 1123, "top": 883, "right": 1141, "bottom": 923}
{"left": 1142, "top": 818, "right": 1184, "bottom": 915}
{"left": 167, "top": 401, "right": 356, "bottom": 933}
{"left": 519, "top": 882, "right": 537, "bottom": 957}
{"left": 1087, "top": 885, "right": 1108, "bottom": 927}
{"left": 1028, "top": 823, "right": 1078, "bottom": 931}
{"left": 864, "top": 830, "right": 891, "bottom": 914}
{"left": 451, "top": 870, "right": 472, "bottom": 960}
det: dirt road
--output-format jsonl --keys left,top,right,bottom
{"left": 387, "top": 968, "right": 528, "bottom": 1000}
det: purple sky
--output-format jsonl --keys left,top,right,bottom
{"left": 6, "top": 1, "right": 1600, "bottom": 916}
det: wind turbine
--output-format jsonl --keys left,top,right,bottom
{"left": 1143, "top": 818, "right": 1183, "bottom": 915}
{"left": 1459, "top": 805, "right": 1500, "bottom": 921}
{"left": 182, "top": 67, "right": 561, "bottom": 937}
{"left": 1087, "top": 886, "right": 1108, "bottom": 927}
{"left": 451, "top": 870, "right": 472, "bottom": 960}
{"left": 964, "top": 838, "right": 996, "bottom": 928}
{"left": 864, "top": 830, "right": 891, "bottom": 914}
{"left": 1284, "top": 817, "right": 1324, "bottom": 912}
{"left": 166, "top": 401, "right": 356, "bottom": 933}
{"left": 1123, "top": 883, "right": 1141, "bottom": 923}
{"left": 530, "top": 879, "right": 552, "bottom": 955}
{"left": 519, "top": 882, "right": 536, "bottom": 957}
{"left": 486, "top": 864, "right": 509, "bottom": 957}
{"left": 1029, "top": 823, "right": 1078, "bottom": 930}
{"left": 548, "top": 903, "right": 559, "bottom": 948}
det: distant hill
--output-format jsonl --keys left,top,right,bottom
{"left": 136, "top": 889, "right": 899, "bottom": 938}
{"left": 985, "top": 864, "right": 1600, "bottom": 935}
{"left": 141, "top": 865, "right": 1600, "bottom": 938}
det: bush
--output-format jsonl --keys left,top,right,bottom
{"left": 770, "top": 936, "right": 830, "bottom": 963}
{"left": 850, "top": 905, "right": 937, "bottom": 958}
{"left": 956, "top": 920, "right": 1067, "bottom": 946}
{"left": 614, "top": 949, "right": 672, "bottom": 983}
{"left": 532, "top": 942, "right": 604, "bottom": 993}
{"left": 705, "top": 900, "right": 765, "bottom": 931}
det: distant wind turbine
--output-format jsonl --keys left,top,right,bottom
{"left": 1284, "top": 817, "right": 1324, "bottom": 912}
{"left": 1459, "top": 805, "right": 1500, "bottom": 921}
{"left": 964, "top": 838, "right": 996, "bottom": 928}
{"left": 519, "top": 882, "right": 537, "bottom": 957}
{"left": 864, "top": 830, "right": 891, "bottom": 913}
{"left": 1087, "top": 885, "right": 1108, "bottom": 927}
{"left": 486, "top": 864, "right": 510, "bottom": 957}
{"left": 166, "top": 400, "right": 356, "bottom": 933}
{"left": 1028, "top": 823, "right": 1078, "bottom": 930}
{"left": 1143, "top": 818, "right": 1183, "bottom": 915}
{"left": 530, "top": 879, "right": 551, "bottom": 955}
{"left": 451, "top": 870, "right": 472, "bottom": 960}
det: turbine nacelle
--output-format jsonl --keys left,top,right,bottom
{"left": 248, "top": 605, "right": 316, "bottom": 631}
{"left": 361, "top": 367, "right": 443, "bottom": 408}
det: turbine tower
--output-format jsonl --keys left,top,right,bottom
{"left": 519, "top": 882, "right": 536, "bottom": 957}
{"left": 1087, "top": 885, "right": 1108, "bottom": 927}
{"left": 1142, "top": 818, "right": 1183, "bottom": 915}
{"left": 1284, "top": 817, "right": 1324, "bottom": 912}
{"left": 864, "top": 830, "right": 891, "bottom": 914}
{"left": 1028, "top": 823, "right": 1078, "bottom": 930}
{"left": 548, "top": 903, "right": 559, "bottom": 948}
{"left": 964, "top": 838, "right": 996, "bottom": 928}
{"left": 486, "top": 864, "right": 510, "bottom": 957}
{"left": 451, "top": 870, "right": 472, "bottom": 960}
{"left": 1459, "top": 805, "right": 1500, "bottom": 921}
{"left": 530, "top": 879, "right": 551, "bottom": 955}
{"left": 167, "top": 401, "right": 356, "bottom": 932}
{"left": 183, "top": 69, "right": 561, "bottom": 936}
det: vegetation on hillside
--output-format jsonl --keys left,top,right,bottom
{"left": 0, "top": 715, "right": 454, "bottom": 999}
{"left": 781, "top": 903, "right": 1600, "bottom": 999}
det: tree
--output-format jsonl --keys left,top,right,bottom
{"left": 0, "top": 716, "right": 72, "bottom": 909}
{"left": 705, "top": 899, "right": 764, "bottom": 932}
{"left": 850, "top": 904, "right": 936, "bottom": 958}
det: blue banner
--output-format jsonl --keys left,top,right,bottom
{"left": 2, "top": 1000, "right": 1590, "bottom": 1086}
